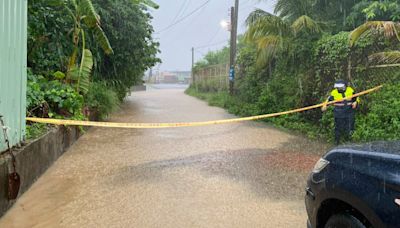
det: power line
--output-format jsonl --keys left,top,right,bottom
{"left": 171, "top": 0, "right": 191, "bottom": 24}
{"left": 206, "top": 26, "right": 222, "bottom": 44}
{"left": 195, "top": 50, "right": 206, "bottom": 56}
{"left": 171, "top": 0, "right": 209, "bottom": 39}
{"left": 161, "top": 1, "right": 207, "bottom": 50}
{"left": 156, "top": 0, "right": 212, "bottom": 34}
{"left": 181, "top": 0, "right": 193, "bottom": 15}
{"left": 194, "top": 39, "right": 229, "bottom": 49}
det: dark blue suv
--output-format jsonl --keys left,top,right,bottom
{"left": 305, "top": 141, "right": 400, "bottom": 228}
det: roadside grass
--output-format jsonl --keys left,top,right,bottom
{"left": 26, "top": 123, "right": 49, "bottom": 140}
{"left": 185, "top": 87, "right": 328, "bottom": 141}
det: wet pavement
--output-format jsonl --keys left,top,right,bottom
{"left": 0, "top": 84, "right": 329, "bottom": 227}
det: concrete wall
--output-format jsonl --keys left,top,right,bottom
{"left": 0, "top": 126, "right": 82, "bottom": 218}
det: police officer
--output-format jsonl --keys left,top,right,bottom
{"left": 322, "top": 80, "right": 360, "bottom": 145}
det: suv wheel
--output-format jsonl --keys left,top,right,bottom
{"left": 325, "top": 214, "right": 366, "bottom": 228}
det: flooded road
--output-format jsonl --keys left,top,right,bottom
{"left": 0, "top": 85, "right": 328, "bottom": 227}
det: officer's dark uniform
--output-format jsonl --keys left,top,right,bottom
{"left": 326, "top": 82, "right": 360, "bottom": 144}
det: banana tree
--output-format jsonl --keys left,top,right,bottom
{"left": 58, "top": 0, "right": 113, "bottom": 94}
{"left": 63, "top": 0, "right": 157, "bottom": 94}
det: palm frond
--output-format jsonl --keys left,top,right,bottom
{"left": 70, "top": 0, "right": 78, "bottom": 9}
{"left": 245, "top": 8, "right": 273, "bottom": 26}
{"left": 349, "top": 21, "right": 400, "bottom": 47}
{"left": 369, "top": 51, "right": 400, "bottom": 65}
{"left": 254, "top": 35, "right": 283, "bottom": 67}
{"left": 245, "top": 7, "right": 296, "bottom": 67}
{"left": 245, "top": 11, "right": 290, "bottom": 43}
{"left": 274, "top": 0, "right": 313, "bottom": 22}
{"left": 256, "top": 36, "right": 282, "bottom": 51}
{"left": 291, "top": 15, "right": 322, "bottom": 35}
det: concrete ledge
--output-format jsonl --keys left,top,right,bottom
{"left": 0, "top": 126, "right": 82, "bottom": 218}
{"left": 131, "top": 85, "right": 146, "bottom": 92}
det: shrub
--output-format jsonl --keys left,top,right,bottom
{"left": 43, "top": 80, "right": 84, "bottom": 119}
{"left": 85, "top": 82, "right": 120, "bottom": 120}
{"left": 353, "top": 83, "right": 400, "bottom": 141}
{"left": 27, "top": 70, "right": 84, "bottom": 120}
{"left": 27, "top": 71, "right": 45, "bottom": 114}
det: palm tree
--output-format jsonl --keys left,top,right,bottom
{"left": 274, "top": 0, "right": 314, "bottom": 22}
{"left": 245, "top": 5, "right": 322, "bottom": 67}
{"left": 349, "top": 21, "right": 400, "bottom": 67}
{"left": 350, "top": 21, "right": 400, "bottom": 45}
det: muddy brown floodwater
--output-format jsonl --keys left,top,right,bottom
{"left": 0, "top": 85, "right": 330, "bottom": 228}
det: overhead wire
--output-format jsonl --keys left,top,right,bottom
{"left": 161, "top": 0, "right": 210, "bottom": 50}
{"left": 171, "top": 0, "right": 191, "bottom": 24}
{"left": 195, "top": 39, "right": 229, "bottom": 49}
{"left": 156, "top": 0, "right": 212, "bottom": 34}
{"left": 206, "top": 26, "right": 222, "bottom": 44}
{"left": 188, "top": 0, "right": 228, "bottom": 49}
{"left": 196, "top": 50, "right": 206, "bottom": 56}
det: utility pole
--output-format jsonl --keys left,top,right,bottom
{"left": 229, "top": 0, "right": 239, "bottom": 95}
{"left": 149, "top": 68, "right": 153, "bottom": 83}
{"left": 191, "top": 47, "right": 195, "bottom": 85}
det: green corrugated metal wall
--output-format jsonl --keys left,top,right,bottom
{"left": 0, "top": 0, "right": 27, "bottom": 152}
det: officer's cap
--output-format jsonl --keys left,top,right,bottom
{"left": 334, "top": 79, "right": 347, "bottom": 89}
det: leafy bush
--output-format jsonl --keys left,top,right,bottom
{"left": 27, "top": 71, "right": 45, "bottom": 113}
{"left": 353, "top": 83, "right": 400, "bottom": 141}
{"left": 85, "top": 82, "right": 120, "bottom": 120}
{"left": 93, "top": 0, "right": 160, "bottom": 99}
{"left": 28, "top": 1, "right": 72, "bottom": 75}
{"left": 27, "top": 71, "right": 84, "bottom": 120}
{"left": 43, "top": 81, "right": 84, "bottom": 119}
{"left": 257, "top": 72, "right": 300, "bottom": 114}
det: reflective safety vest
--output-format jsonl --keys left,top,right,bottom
{"left": 329, "top": 87, "right": 360, "bottom": 106}
{"left": 328, "top": 86, "right": 360, "bottom": 117}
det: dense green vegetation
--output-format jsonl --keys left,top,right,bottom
{"left": 26, "top": 0, "right": 159, "bottom": 139}
{"left": 188, "top": 0, "right": 400, "bottom": 143}
{"left": 193, "top": 46, "right": 230, "bottom": 70}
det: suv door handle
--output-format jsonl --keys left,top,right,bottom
{"left": 306, "top": 187, "right": 315, "bottom": 200}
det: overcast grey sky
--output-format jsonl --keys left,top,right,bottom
{"left": 151, "top": 0, "right": 276, "bottom": 71}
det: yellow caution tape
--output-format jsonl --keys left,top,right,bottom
{"left": 26, "top": 85, "right": 383, "bottom": 129}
